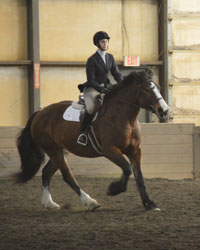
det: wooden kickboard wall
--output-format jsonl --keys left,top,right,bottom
{"left": 0, "top": 124, "right": 200, "bottom": 180}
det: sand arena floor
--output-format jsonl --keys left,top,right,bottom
{"left": 0, "top": 176, "right": 200, "bottom": 250}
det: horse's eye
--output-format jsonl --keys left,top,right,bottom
{"left": 143, "top": 88, "right": 150, "bottom": 93}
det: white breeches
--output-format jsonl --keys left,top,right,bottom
{"left": 84, "top": 87, "right": 99, "bottom": 115}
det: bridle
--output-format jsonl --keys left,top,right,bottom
{"left": 139, "top": 80, "right": 162, "bottom": 111}
{"left": 102, "top": 78, "right": 168, "bottom": 118}
{"left": 139, "top": 79, "right": 169, "bottom": 118}
{"left": 110, "top": 79, "right": 161, "bottom": 109}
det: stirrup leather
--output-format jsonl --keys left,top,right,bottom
{"left": 77, "top": 133, "right": 88, "bottom": 146}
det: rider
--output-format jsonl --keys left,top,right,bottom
{"left": 77, "top": 31, "right": 123, "bottom": 146}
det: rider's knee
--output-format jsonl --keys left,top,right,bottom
{"left": 86, "top": 105, "right": 94, "bottom": 115}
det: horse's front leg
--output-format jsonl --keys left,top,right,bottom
{"left": 103, "top": 146, "right": 132, "bottom": 196}
{"left": 128, "top": 149, "right": 160, "bottom": 211}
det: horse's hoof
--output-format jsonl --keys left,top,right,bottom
{"left": 107, "top": 181, "right": 126, "bottom": 196}
{"left": 43, "top": 201, "right": 60, "bottom": 209}
{"left": 79, "top": 189, "right": 100, "bottom": 211}
{"left": 144, "top": 200, "right": 158, "bottom": 211}
{"left": 88, "top": 202, "right": 101, "bottom": 212}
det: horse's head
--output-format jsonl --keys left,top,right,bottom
{"left": 106, "top": 69, "right": 169, "bottom": 119}
{"left": 135, "top": 69, "right": 169, "bottom": 119}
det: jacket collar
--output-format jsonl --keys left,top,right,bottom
{"left": 95, "top": 52, "right": 108, "bottom": 70}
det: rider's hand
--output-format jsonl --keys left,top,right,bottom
{"left": 101, "top": 88, "right": 110, "bottom": 94}
{"left": 100, "top": 83, "right": 105, "bottom": 88}
{"left": 106, "top": 83, "right": 113, "bottom": 90}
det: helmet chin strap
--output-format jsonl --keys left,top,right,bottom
{"left": 97, "top": 42, "right": 107, "bottom": 51}
{"left": 97, "top": 43, "right": 103, "bottom": 50}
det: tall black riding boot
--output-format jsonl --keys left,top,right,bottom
{"left": 77, "top": 110, "right": 93, "bottom": 146}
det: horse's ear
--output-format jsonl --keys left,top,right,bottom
{"left": 146, "top": 68, "right": 153, "bottom": 76}
{"left": 144, "top": 68, "right": 154, "bottom": 80}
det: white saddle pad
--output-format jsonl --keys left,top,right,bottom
{"left": 63, "top": 106, "right": 81, "bottom": 122}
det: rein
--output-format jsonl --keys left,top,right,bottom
{"left": 106, "top": 81, "right": 141, "bottom": 107}
{"left": 98, "top": 74, "right": 165, "bottom": 118}
{"left": 105, "top": 80, "right": 163, "bottom": 113}
{"left": 111, "top": 96, "right": 139, "bottom": 106}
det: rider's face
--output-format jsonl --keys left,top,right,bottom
{"left": 99, "top": 39, "right": 109, "bottom": 51}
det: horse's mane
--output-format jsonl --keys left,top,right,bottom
{"left": 108, "top": 69, "right": 153, "bottom": 96}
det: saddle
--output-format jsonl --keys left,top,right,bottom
{"left": 71, "top": 95, "right": 85, "bottom": 110}
{"left": 72, "top": 94, "right": 104, "bottom": 116}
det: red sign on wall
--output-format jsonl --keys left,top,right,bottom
{"left": 124, "top": 56, "right": 140, "bottom": 67}
{"left": 34, "top": 63, "right": 40, "bottom": 89}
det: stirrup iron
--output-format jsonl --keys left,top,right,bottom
{"left": 77, "top": 133, "right": 88, "bottom": 146}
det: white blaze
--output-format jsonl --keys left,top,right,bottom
{"left": 150, "top": 82, "right": 169, "bottom": 112}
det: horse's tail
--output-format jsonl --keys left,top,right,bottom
{"left": 14, "top": 111, "right": 45, "bottom": 183}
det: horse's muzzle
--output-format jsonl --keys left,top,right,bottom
{"left": 154, "top": 98, "right": 169, "bottom": 119}
{"left": 156, "top": 107, "right": 169, "bottom": 119}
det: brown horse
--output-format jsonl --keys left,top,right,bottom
{"left": 15, "top": 69, "right": 169, "bottom": 211}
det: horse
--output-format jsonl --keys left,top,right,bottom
{"left": 14, "top": 69, "right": 169, "bottom": 211}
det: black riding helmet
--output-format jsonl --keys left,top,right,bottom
{"left": 93, "top": 31, "right": 110, "bottom": 47}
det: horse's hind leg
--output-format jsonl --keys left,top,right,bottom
{"left": 41, "top": 159, "right": 60, "bottom": 209}
{"left": 46, "top": 149, "right": 100, "bottom": 211}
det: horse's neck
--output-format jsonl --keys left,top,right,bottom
{"left": 111, "top": 86, "right": 140, "bottom": 118}
{"left": 127, "top": 106, "right": 140, "bottom": 124}
{"left": 115, "top": 84, "right": 139, "bottom": 103}
{"left": 104, "top": 91, "right": 140, "bottom": 125}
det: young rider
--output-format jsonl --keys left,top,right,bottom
{"left": 77, "top": 31, "right": 123, "bottom": 146}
